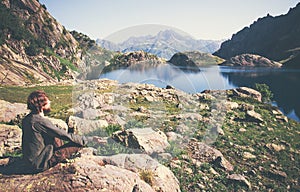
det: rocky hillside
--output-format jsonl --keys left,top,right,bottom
{"left": 220, "top": 54, "right": 282, "bottom": 67}
{"left": 101, "top": 50, "right": 166, "bottom": 73}
{"left": 168, "top": 51, "right": 224, "bottom": 67}
{"left": 0, "top": 0, "right": 84, "bottom": 85}
{"left": 97, "top": 30, "right": 223, "bottom": 60}
{"left": 0, "top": 0, "right": 174, "bottom": 85}
{"left": 214, "top": 3, "right": 300, "bottom": 68}
{"left": 0, "top": 80, "right": 299, "bottom": 191}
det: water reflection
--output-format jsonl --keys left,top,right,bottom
{"left": 98, "top": 62, "right": 300, "bottom": 121}
{"left": 220, "top": 66, "right": 300, "bottom": 121}
{"left": 99, "top": 63, "right": 231, "bottom": 93}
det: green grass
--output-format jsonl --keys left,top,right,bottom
{"left": 0, "top": 85, "right": 73, "bottom": 121}
{"left": 1, "top": 83, "right": 299, "bottom": 191}
{"left": 169, "top": 95, "right": 300, "bottom": 191}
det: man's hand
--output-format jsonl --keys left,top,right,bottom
{"left": 92, "top": 136, "right": 108, "bottom": 145}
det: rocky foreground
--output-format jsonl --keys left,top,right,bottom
{"left": 0, "top": 79, "right": 299, "bottom": 191}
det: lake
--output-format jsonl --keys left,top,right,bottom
{"left": 99, "top": 63, "right": 300, "bottom": 121}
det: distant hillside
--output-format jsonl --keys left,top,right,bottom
{"left": 214, "top": 3, "right": 300, "bottom": 68}
{"left": 0, "top": 0, "right": 95, "bottom": 85}
{"left": 97, "top": 30, "right": 223, "bottom": 60}
{"left": 169, "top": 51, "right": 224, "bottom": 67}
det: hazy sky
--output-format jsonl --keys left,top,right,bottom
{"left": 39, "top": 0, "right": 299, "bottom": 41}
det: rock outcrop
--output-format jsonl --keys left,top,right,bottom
{"left": 214, "top": 3, "right": 300, "bottom": 68}
{"left": 0, "top": 0, "right": 84, "bottom": 85}
{"left": 102, "top": 51, "right": 166, "bottom": 73}
{"left": 232, "top": 87, "right": 262, "bottom": 102}
{"left": 168, "top": 51, "right": 224, "bottom": 67}
{"left": 102, "top": 153, "right": 180, "bottom": 191}
{"left": 220, "top": 54, "right": 282, "bottom": 67}
{"left": 0, "top": 100, "right": 28, "bottom": 123}
{"left": 0, "top": 151, "right": 180, "bottom": 192}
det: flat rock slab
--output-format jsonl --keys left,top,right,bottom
{"left": 112, "top": 128, "right": 170, "bottom": 155}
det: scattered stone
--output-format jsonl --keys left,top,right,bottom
{"left": 243, "top": 152, "right": 256, "bottom": 159}
{"left": 170, "top": 159, "right": 181, "bottom": 169}
{"left": 0, "top": 157, "right": 10, "bottom": 166}
{"left": 175, "top": 123, "right": 190, "bottom": 134}
{"left": 156, "top": 153, "right": 173, "bottom": 161}
{"left": 239, "top": 128, "right": 247, "bottom": 132}
{"left": 196, "top": 183, "right": 206, "bottom": 189}
{"left": 246, "top": 110, "right": 264, "bottom": 123}
{"left": 0, "top": 124, "right": 22, "bottom": 156}
{"left": 227, "top": 174, "right": 251, "bottom": 189}
{"left": 266, "top": 143, "right": 285, "bottom": 152}
{"left": 213, "top": 156, "right": 234, "bottom": 172}
{"left": 268, "top": 169, "right": 288, "bottom": 180}
{"left": 275, "top": 115, "right": 289, "bottom": 123}
{"left": 137, "top": 106, "right": 148, "bottom": 113}
{"left": 175, "top": 113, "right": 203, "bottom": 121}
{"left": 225, "top": 101, "right": 239, "bottom": 110}
{"left": 185, "top": 167, "right": 193, "bottom": 174}
{"left": 145, "top": 95, "right": 154, "bottom": 102}
{"left": 165, "top": 132, "right": 183, "bottom": 142}
{"left": 239, "top": 103, "right": 255, "bottom": 111}
{"left": 216, "top": 127, "right": 225, "bottom": 135}
{"left": 209, "top": 167, "right": 220, "bottom": 176}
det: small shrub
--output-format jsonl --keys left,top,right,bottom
{"left": 105, "top": 124, "right": 122, "bottom": 136}
{"left": 139, "top": 169, "right": 155, "bottom": 186}
{"left": 254, "top": 83, "right": 273, "bottom": 103}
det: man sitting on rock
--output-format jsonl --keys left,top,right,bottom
{"left": 22, "top": 90, "right": 105, "bottom": 173}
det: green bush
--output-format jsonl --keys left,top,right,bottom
{"left": 254, "top": 83, "right": 273, "bottom": 103}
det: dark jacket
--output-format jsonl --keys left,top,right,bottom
{"left": 21, "top": 113, "right": 89, "bottom": 171}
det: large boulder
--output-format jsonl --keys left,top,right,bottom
{"left": 67, "top": 115, "right": 108, "bottom": 134}
{"left": 101, "top": 154, "right": 181, "bottom": 192}
{"left": 0, "top": 151, "right": 180, "bottom": 192}
{"left": 112, "top": 128, "right": 170, "bottom": 155}
{"left": 0, "top": 100, "right": 29, "bottom": 123}
{"left": 232, "top": 87, "right": 262, "bottom": 102}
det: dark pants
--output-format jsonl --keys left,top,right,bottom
{"left": 48, "top": 138, "right": 82, "bottom": 167}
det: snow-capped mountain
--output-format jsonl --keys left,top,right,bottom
{"left": 97, "top": 29, "right": 223, "bottom": 59}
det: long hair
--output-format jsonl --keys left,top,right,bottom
{"left": 27, "top": 90, "right": 48, "bottom": 114}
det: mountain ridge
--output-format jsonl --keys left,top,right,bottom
{"left": 97, "top": 29, "right": 223, "bottom": 59}
{"left": 214, "top": 3, "right": 300, "bottom": 68}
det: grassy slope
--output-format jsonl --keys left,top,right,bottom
{"left": 0, "top": 85, "right": 73, "bottom": 121}
{"left": 0, "top": 85, "right": 299, "bottom": 191}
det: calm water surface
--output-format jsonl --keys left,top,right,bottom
{"left": 99, "top": 63, "right": 300, "bottom": 121}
